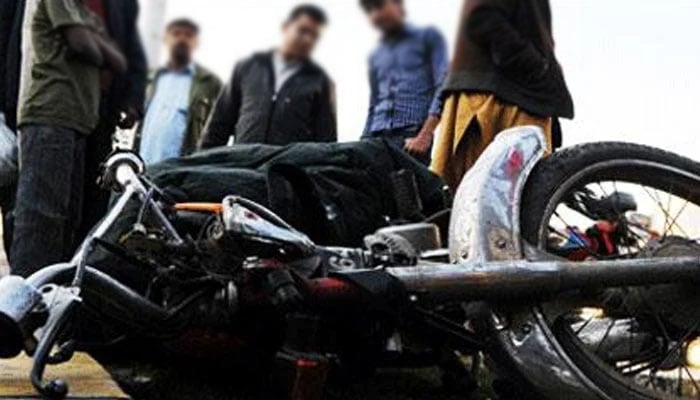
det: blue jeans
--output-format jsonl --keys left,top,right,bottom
{"left": 11, "top": 125, "right": 86, "bottom": 277}
{"left": 363, "top": 125, "right": 432, "bottom": 166}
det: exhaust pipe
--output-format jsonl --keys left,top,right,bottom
{"left": 388, "top": 256, "right": 700, "bottom": 302}
{"left": 0, "top": 276, "right": 45, "bottom": 358}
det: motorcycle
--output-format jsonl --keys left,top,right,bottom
{"left": 2, "top": 126, "right": 700, "bottom": 399}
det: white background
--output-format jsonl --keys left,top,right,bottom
{"left": 148, "top": 0, "right": 700, "bottom": 158}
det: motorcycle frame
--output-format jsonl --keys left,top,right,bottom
{"left": 4, "top": 129, "right": 700, "bottom": 399}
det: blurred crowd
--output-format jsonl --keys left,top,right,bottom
{"left": 0, "top": 0, "right": 573, "bottom": 277}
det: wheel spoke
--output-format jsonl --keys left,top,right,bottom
{"left": 643, "top": 185, "right": 690, "bottom": 237}
{"left": 594, "top": 319, "right": 617, "bottom": 356}
{"left": 682, "top": 364, "right": 700, "bottom": 396}
{"left": 536, "top": 167, "right": 700, "bottom": 399}
{"left": 667, "top": 194, "right": 692, "bottom": 238}
{"left": 575, "top": 317, "right": 594, "bottom": 335}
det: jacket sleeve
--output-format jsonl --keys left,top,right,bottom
{"left": 467, "top": 0, "right": 550, "bottom": 82}
{"left": 313, "top": 77, "right": 337, "bottom": 143}
{"left": 121, "top": 0, "right": 147, "bottom": 116}
{"left": 0, "top": 0, "right": 15, "bottom": 50}
{"left": 0, "top": 0, "right": 18, "bottom": 113}
{"left": 200, "top": 63, "right": 242, "bottom": 149}
{"left": 362, "top": 59, "right": 378, "bottom": 138}
{"left": 426, "top": 27, "right": 449, "bottom": 117}
{"left": 210, "top": 76, "right": 224, "bottom": 100}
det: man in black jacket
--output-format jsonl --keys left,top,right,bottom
{"left": 200, "top": 4, "right": 337, "bottom": 148}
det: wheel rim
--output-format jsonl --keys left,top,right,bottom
{"left": 533, "top": 159, "right": 700, "bottom": 399}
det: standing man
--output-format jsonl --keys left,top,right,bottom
{"left": 136, "top": 18, "right": 222, "bottom": 165}
{"left": 12, "top": 0, "right": 127, "bottom": 277}
{"left": 0, "top": 0, "right": 42, "bottom": 258}
{"left": 360, "top": 0, "right": 448, "bottom": 165}
{"left": 432, "top": 0, "right": 574, "bottom": 190}
{"left": 79, "top": 0, "right": 148, "bottom": 239}
{"left": 200, "top": 4, "right": 336, "bottom": 148}
{"left": 0, "top": 0, "right": 25, "bottom": 256}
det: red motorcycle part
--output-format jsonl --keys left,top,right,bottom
{"left": 275, "top": 350, "right": 329, "bottom": 400}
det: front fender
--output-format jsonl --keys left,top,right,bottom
{"left": 449, "top": 126, "right": 546, "bottom": 263}
{"left": 448, "top": 126, "right": 607, "bottom": 400}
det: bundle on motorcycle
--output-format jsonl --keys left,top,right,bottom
{"left": 3, "top": 127, "right": 700, "bottom": 400}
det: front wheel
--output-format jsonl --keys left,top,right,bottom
{"left": 517, "top": 142, "right": 700, "bottom": 399}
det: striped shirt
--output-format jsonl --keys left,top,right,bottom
{"left": 363, "top": 23, "right": 448, "bottom": 136}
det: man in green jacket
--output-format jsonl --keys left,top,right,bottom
{"left": 136, "top": 18, "right": 222, "bottom": 165}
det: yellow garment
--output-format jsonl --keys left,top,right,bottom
{"left": 431, "top": 93, "right": 552, "bottom": 191}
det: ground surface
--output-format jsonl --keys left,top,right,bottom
{"left": 105, "top": 361, "right": 484, "bottom": 400}
{"left": 0, "top": 353, "right": 127, "bottom": 399}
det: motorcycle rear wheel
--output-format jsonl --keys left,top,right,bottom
{"left": 518, "top": 142, "right": 700, "bottom": 399}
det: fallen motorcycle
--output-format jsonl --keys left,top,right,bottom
{"left": 2, "top": 126, "right": 700, "bottom": 399}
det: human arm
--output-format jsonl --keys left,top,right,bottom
{"left": 199, "top": 63, "right": 242, "bottom": 149}
{"left": 93, "top": 32, "right": 127, "bottom": 74}
{"left": 118, "top": 0, "right": 148, "bottom": 128}
{"left": 0, "top": 0, "right": 19, "bottom": 116}
{"left": 361, "top": 58, "right": 379, "bottom": 138}
{"left": 405, "top": 28, "right": 448, "bottom": 156}
{"left": 467, "top": 0, "right": 550, "bottom": 81}
{"left": 0, "top": 0, "right": 18, "bottom": 69}
{"left": 404, "top": 115, "right": 440, "bottom": 157}
{"left": 63, "top": 26, "right": 103, "bottom": 66}
{"left": 47, "top": 0, "right": 126, "bottom": 73}
{"left": 313, "top": 78, "right": 337, "bottom": 142}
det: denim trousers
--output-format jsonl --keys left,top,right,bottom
{"left": 364, "top": 125, "right": 432, "bottom": 166}
{"left": 11, "top": 124, "right": 86, "bottom": 277}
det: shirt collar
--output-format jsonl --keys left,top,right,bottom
{"left": 273, "top": 50, "right": 302, "bottom": 71}
{"left": 160, "top": 62, "right": 196, "bottom": 75}
{"left": 382, "top": 22, "right": 417, "bottom": 42}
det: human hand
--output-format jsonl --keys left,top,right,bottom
{"left": 118, "top": 107, "right": 141, "bottom": 129}
{"left": 404, "top": 132, "right": 433, "bottom": 156}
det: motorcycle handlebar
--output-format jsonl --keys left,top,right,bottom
{"left": 101, "top": 152, "right": 145, "bottom": 192}
{"left": 28, "top": 265, "right": 178, "bottom": 327}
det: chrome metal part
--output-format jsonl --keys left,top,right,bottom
{"left": 449, "top": 126, "right": 547, "bottom": 263}
{"left": 446, "top": 126, "right": 604, "bottom": 399}
{"left": 389, "top": 256, "right": 700, "bottom": 302}
{"left": 0, "top": 276, "right": 45, "bottom": 358}
{"left": 377, "top": 222, "right": 442, "bottom": 252}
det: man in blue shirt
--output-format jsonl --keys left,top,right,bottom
{"left": 360, "top": 0, "right": 448, "bottom": 165}
{"left": 137, "top": 19, "right": 222, "bottom": 165}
